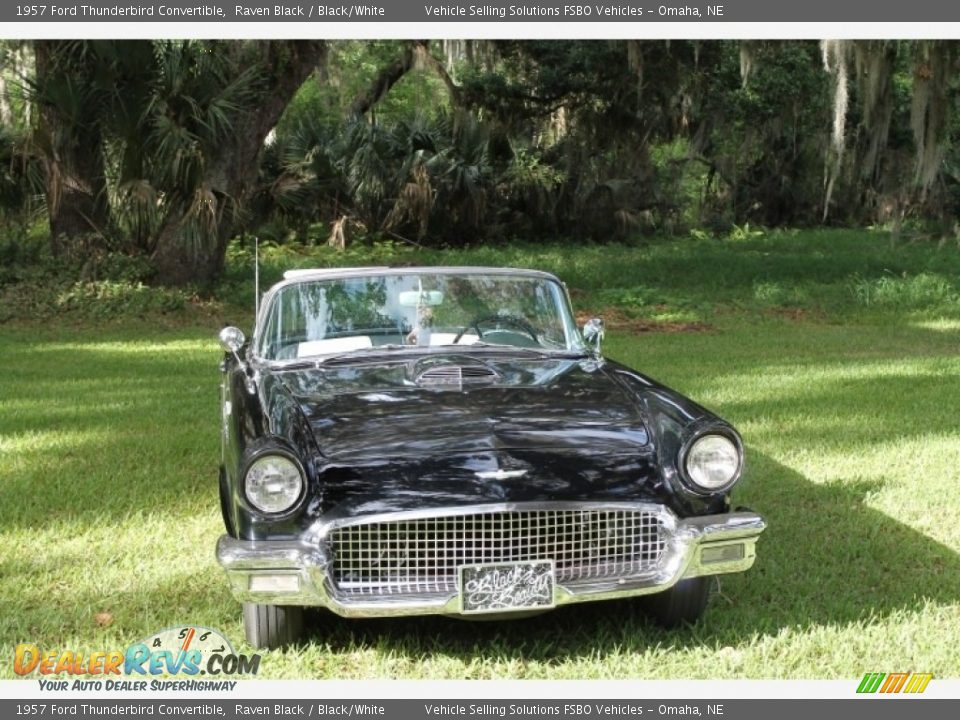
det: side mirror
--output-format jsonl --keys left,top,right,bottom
{"left": 218, "top": 326, "right": 246, "bottom": 354}
{"left": 582, "top": 317, "right": 605, "bottom": 355}
{"left": 218, "top": 327, "right": 256, "bottom": 394}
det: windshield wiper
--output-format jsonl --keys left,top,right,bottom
{"left": 266, "top": 344, "right": 411, "bottom": 370}
{"left": 313, "top": 344, "right": 414, "bottom": 366}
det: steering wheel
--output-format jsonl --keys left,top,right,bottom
{"left": 453, "top": 313, "right": 539, "bottom": 344}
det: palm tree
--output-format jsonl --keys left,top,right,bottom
{"left": 135, "top": 40, "right": 328, "bottom": 286}
{"left": 32, "top": 41, "right": 113, "bottom": 257}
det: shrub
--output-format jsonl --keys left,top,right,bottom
{"left": 0, "top": 279, "right": 189, "bottom": 323}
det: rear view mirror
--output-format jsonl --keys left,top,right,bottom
{"left": 399, "top": 290, "right": 444, "bottom": 307}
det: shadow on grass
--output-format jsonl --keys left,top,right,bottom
{"left": 290, "top": 449, "right": 959, "bottom": 667}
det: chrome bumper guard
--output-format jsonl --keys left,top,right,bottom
{"left": 216, "top": 505, "right": 765, "bottom": 617}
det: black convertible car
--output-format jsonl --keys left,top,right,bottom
{"left": 215, "top": 267, "right": 765, "bottom": 648}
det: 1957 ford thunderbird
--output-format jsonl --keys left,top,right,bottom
{"left": 215, "top": 266, "right": 765, "bottom": 648}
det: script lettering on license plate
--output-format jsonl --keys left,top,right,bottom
{"left": 459, "top": 560, "right": 555, "bottom": 614}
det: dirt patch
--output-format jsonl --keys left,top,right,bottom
{"left": 575, "top": 308, "right": 713, "bottom": 334}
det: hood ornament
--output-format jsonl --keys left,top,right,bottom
{"left": 475, "top": 469, "right": 528, "bottom": 481}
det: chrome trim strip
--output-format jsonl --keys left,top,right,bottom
{"left": 215, "top": 504, "right": 765, "bottom": 617}
{"left": 267, "top": 266, "right": 562, "bottom": 296}
{"left": 474, "top": 469, "right": 529, "bottom": 480}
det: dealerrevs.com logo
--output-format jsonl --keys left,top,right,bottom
{"left": 857, "top": 672, "right": 934, "bottom": 694}
{"left": 14, "top": 626, "right": 260, "bottom": 691}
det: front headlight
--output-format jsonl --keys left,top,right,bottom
{"left": 244, "top": 454, "right": 303, "bottom": 513}
{"left": 684, "top": 434, "right": 741, "bottom": 491}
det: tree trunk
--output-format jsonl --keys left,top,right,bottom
{"left": 34, "top": 40, "right": 111, "bottom": 258}
{"left": 43, "top": 123, "right": 110, "bottom": 253}
{"left": 151, "top": 40, "right": 327, "bottom": 286}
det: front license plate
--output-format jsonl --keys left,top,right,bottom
{"left": 459, "top": 560, "right": 555, "bottom": 614}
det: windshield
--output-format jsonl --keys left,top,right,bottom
{"left": 256, "top": 271, "right": 583, "bottom": 362}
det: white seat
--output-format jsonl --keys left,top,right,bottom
{"left": 427, "top": 332, "right": 479, "bottom": 346}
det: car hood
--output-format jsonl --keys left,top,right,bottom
{"left": 262, "top": 353, "right": 662, "bottom": 516}
{"left": 268, "top": 353, "right": 650, "bottom": 460}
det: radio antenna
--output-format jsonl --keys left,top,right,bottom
{"left": 254, "top": 236, "right": 260, "bottom": 322}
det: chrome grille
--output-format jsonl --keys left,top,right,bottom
{"left": 329, "top": 507, "right": 667, "bottom": 596}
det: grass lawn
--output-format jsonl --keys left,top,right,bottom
{"left": 1, "top": 229, "right": 959, "bottom": 679}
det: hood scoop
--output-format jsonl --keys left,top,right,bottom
{"left": 415, "top": 361, "right": 500, "bottom": 388}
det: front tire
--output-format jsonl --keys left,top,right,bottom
{"left": 639, "top": 577, "right": 712, "bottom": 627}
{"left": 242, "top": 603, "right": 304, "bottom": 649}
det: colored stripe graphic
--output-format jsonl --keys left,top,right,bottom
{"left": 857, "top": 673, "right": 886, "bottom": 693}
{"left": 857, "top": 672, "right": 932, "bottom": 694}
{"left": 903, "top": 673, "right": 933, "bottom": 694}
{"left": 880, "top": 672, "right": 909, "bottom": 693}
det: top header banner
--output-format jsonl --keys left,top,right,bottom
{"left": 4, "top": 1, "right": 959, "bottom": 23}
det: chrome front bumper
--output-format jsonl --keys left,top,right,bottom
{"left": 216, "top": 503, "right": 765, "bottom": 617}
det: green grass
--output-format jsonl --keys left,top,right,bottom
{"left": 2, "top": 229, "right": 959, "bottom": 679}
